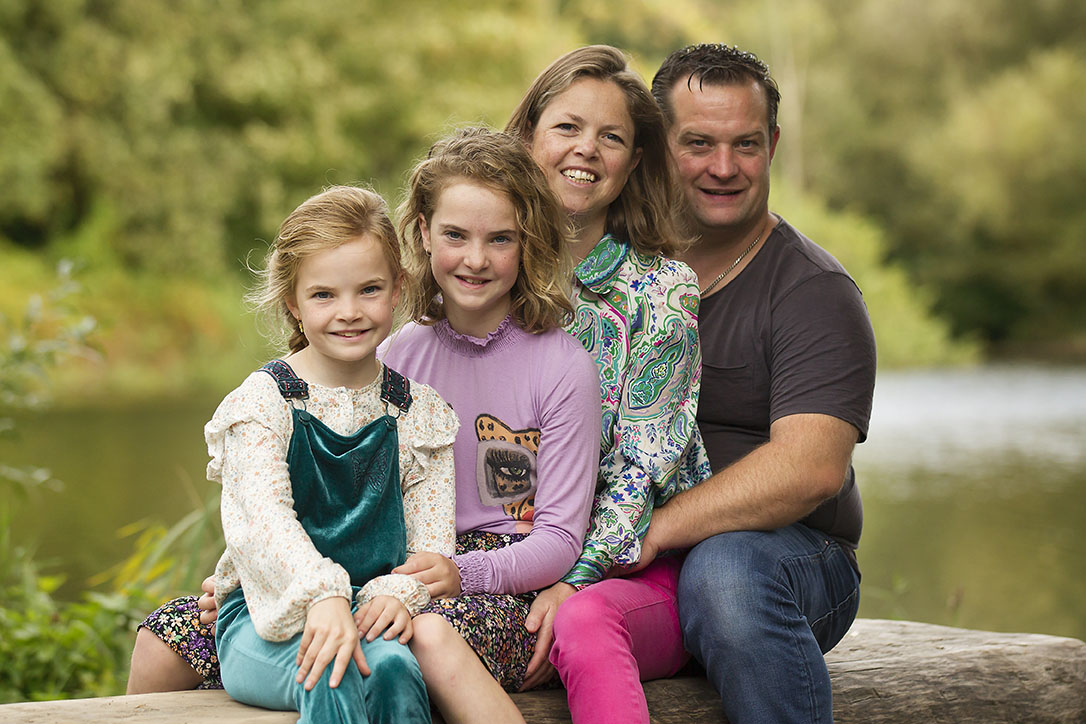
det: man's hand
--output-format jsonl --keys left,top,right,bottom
{"left": 296, "top": 596, "right": 368, "bottom": 690}
{"left": 354, "top": 595, "right": 413, "bottom": 645}
{"left": 197, "top": 574, "right": 219, "bottom": 625}
{"left": 393, "top": 552, "right": 461, "bottom": 598}
{"left": 519, "top": 581, "right": 576, "bottom": 691}
{"left": 614, "top": 504, "right": 672, "bottom": 577}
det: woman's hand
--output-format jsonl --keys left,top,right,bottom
{"left": 296, "top": 596, "right": 369, "bottom": 690}
{"left": 519, "top": 581, "right": 577, "bottom": 691}
{"left": 197, "top": 574, "right": 219, "bottom": 625}
{"left": 393, "top": 552, "right": 462, "bottom": 598}
{"left": 354, "top": 595, "right": 413, "bottom": 644}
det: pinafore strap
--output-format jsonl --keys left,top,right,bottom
{"left": 259, "top": 360, "right": 412, "bottom": 413}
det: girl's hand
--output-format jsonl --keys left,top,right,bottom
{"left": 197, "top": 574, "right": 219, "bottom": 625}
{"left": 354, "top": 595, "right": 413, "bottom": 644}
{"left": 296, "top": 596, "right": 369, "bottom": 690}
{"left": 393, "top": 552, "right": 462, "bottom": 598}
{"left": 520, "top": 582, "right": 576, "bottom": 691}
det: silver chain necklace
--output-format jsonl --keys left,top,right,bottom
{"left": 698, "top": 229, "right": 764, "bottom": 297}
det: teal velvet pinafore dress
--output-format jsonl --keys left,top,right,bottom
{"left": 215, "top": 360, "right": 430, "bottom": 724}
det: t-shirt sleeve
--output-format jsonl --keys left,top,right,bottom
{"left": 769, "top": 271, "right": 877, "bottom": 440}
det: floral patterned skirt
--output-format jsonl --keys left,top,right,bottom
{"left": 422, "top": 531, "right": 540, "bottom": 692}
{"left": 138, "top": 595, "right": 223, "bottom": 689}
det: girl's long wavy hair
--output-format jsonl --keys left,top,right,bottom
{"left": 397, "top": 127, "right": 574, "bottom": 334}
{"left": 506, "top": 44, "right": 690, "bottom": 257}
{"left": 248, "top": 185, "right": 401, "bottom": 354}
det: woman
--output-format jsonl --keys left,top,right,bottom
{"left": 507, "top": 46, "right": 711, "bottom": 724}
{"left": 128, "top": 47, "right": 709, "bottom": 724}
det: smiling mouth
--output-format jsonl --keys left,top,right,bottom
{"left": 562, "top": 169, "right": 597, "bottom": 184}
{"left": 333, "top": 330, "right": 369, "bottom": 338}
{"left": 456, "top": 276, "right": 490, "bottom": 287}
{"left": 703, "top": 188, "right": 741, "bottom": 197}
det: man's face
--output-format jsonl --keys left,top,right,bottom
{"left": 666, "top": 80, "right": 779, "bottom": 237}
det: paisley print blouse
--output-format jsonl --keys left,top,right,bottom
{"left": 562, "top": 235, "right": 713, "bottom": 586}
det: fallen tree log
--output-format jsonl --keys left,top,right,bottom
{"left": 1, "top": 619, "right": 1083, "bottom": 723}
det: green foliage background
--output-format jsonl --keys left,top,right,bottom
{"left": 15, "top": 0, "right": 1085, "bottom": 398}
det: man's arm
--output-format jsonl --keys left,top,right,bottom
{"left": 638, "top": 412, "right": 858, "bottom": 561}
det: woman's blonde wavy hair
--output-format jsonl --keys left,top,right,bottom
{"left": 506, "top": 44, "right": 690, "bottom": 258}
{"left": 248, "top": 185, "right": 401, "bottom": 354}
{"left": 397, "top": 127, "right": 574, "bottom": 334}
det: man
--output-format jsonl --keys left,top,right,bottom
{"left": 641, "top": 44, "right": 877, "bottom": 723}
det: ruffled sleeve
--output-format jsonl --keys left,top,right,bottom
{"left": 562, "top": 259, "right": 713, "bottom": 586}
{"left": 210, "top": 372, "right": 352, "bottom": 641}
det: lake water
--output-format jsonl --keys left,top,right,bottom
{"left": 3, "top": 365, "right": 1084, "bottom": 641}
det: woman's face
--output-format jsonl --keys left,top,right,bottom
{"left": 529, "top": 77, "right": 642, "bottom": 240}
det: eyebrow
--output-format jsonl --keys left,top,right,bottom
{"left": 557, "top": 112, "right": 631, "bottom": 134}
{"left": 438, "top": 222, "right": 519, "bottom": 237}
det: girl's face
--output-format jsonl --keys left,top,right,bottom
{"left": 285, "top": 234, "right": 400, "bottom": 388}
{"left": 420, "top": 180, "right": 521, "bottom": 339}
{"left": 529, "top": 77, "right": 642, "bottom": 243}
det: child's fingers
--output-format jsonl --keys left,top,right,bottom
{"left": 363, "top": 606, "right": 397, "bottom": 642}
{"left": 295, "top": 628, "right": 323, "bottom": 683}
{"left": 302, "top": 637, "right": 339, "bottom": 690}
{"left": 324, "top": 639, "right": 358, "bottom": 690}
{"left": 200, "top": 575, "right": 216, "bottom": 596}
{"left": 381, "top": 608, "right": 411, "bottom": 641}
{"left": 521, "top": 612, "right": 555, "bottom": 690}
{"left": 397, "top": 615, "right": 414, "bottom": 645}
{"left": 391, "top": 553, "right": 425, "bottom": 575}
{"left": 353, "top": 640, "right": 371, "bottom": 677}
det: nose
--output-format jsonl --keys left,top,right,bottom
{"left": 337, "top": 296, "right": 364, "bottom": 321}
{"left": 464, "top": 240, "right": 489, "bottom": 270}
{"left": 706, "top": 147, "right": 738, "bottom": 179}
{"left": 572, "top": 132, "right": 599, "bottom": 158}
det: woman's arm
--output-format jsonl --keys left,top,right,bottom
{"left": 562, "top": 263, "right": 710, "bottom": 586}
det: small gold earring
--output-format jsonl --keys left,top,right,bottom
{"left": 297, "top": 319, "right": 304, "bottom": 335}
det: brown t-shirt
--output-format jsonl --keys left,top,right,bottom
{"left": 696, "top": 218, "right": 876, "bottom": 553}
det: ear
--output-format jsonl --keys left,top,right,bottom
{"left": 285, "top": 295, "right": 300, "bottom": 320}
{"left": 419, "top": 213, "right": 432, "bottom": 254}
{"left": 391, "top": 273, "right": 403, "bottom": 309}
{"left": 627, "top": 146, "right": 643, "bottom": 183}
{"left": 768, "top": 125, "right": 781, "bottom": 162}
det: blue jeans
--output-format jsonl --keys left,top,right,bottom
{"left": 216, "top": 590, "right": 430, "bottom": 724}
{"left": 678, "top": 524, "right": 860, "bottom": 724}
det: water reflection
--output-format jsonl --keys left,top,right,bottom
{"left": 3, "top": 366, "right": 1084, "bottom": 641}
{"left": 854, "top": 365, "right": 1086, "bottom": 640}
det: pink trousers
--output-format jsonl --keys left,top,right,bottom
{"left": 549, "top": 556, "right": 689, "bottom": 724}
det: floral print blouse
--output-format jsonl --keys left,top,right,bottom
{"left": 208, "top": 363, "right": 458, "bottom": 641}
{"left": 562, "top": 234, "right": 713, "bottom": 586}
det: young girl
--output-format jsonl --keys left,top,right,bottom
{"left": 201, "top": 185, "right": 459, "bottom": 724}
{"left": 383, "top": 127, "right": 601, "bottom": 723}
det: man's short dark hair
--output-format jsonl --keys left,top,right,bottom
{"left": 652, "top": 43, "right": 781, "bottom": 132}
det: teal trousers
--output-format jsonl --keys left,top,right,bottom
{"left": 217, "top": 590, "right": 430, "bottom": 724}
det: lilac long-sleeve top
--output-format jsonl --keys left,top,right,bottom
{"left": 380, "top": 317, "right": 600, "bottom": 595}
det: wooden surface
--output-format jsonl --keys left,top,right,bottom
{"left": 2, "top": 618, "right": 1084, "bottom": 723}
